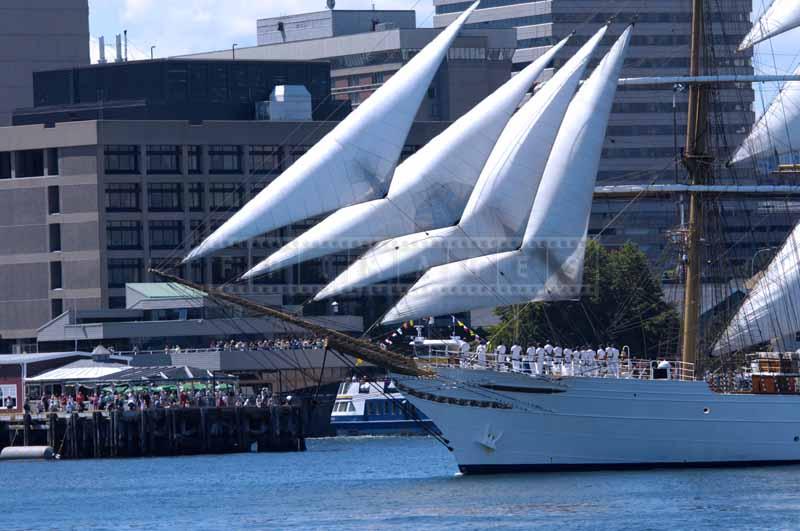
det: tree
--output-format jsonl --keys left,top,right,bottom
{"left": 488, "top": 241, "right": 680, "bottom": 357}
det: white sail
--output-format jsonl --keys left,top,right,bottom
{"left": 240, "top": 36, "right": 570, "bottom": 280}
{"left": 315, "top": 26, "right": 608, "bottom": 301}
{"left": 712, "top": 223, "right": 800, "bottom": 356}
{"left": 729, "top": 64, "right": 800, "bottom": 164}
{"left": 738, "top": 0, "right": 800, "bottom": 51}
{"left": 380, "top": 26, "right": 633, "bottom": 324}
{"left": 183, "top": 2, "right": 480, "bottom": 263}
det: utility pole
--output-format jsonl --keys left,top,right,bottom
{"left": 232, "top": 43, "right": 238, "bottom": 59}
{"left": 680, "top": 0, "right": 711, "bottom": 370}
{"left": 150, "top": 45, "right": 156, "bottom": 60}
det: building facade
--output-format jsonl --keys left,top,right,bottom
{"left": 257, "top": 9, "right": 417, "bottom": 45}
{"left": 183, "top": 16, "right": 516, "bottom": 122}
{"left": 0, "top": 0, "right": 90, "bottom": 126}
{"left": 0, "top": 119, "right": 448, "bottom": 349}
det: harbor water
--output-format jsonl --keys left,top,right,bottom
{"left": 4, "top": 436, "right": 800, "bottom": 530}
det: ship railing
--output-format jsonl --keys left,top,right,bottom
{"left": 416, "top": 350, "right": 696, "bottom": 381}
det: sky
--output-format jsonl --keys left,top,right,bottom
{"left": 87, "top": 0, "right": 436, "bottom": 61}
{"left": 86, "top": 1, "right": 800, "bottom": 114}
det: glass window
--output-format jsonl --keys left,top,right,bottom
{"left": 209, "top": 145, "right": 241, "bottom": 174}
{"left": 149, "top": 220, "right": 184, "bottom": 250}
{"left": 0, "top": 152, "right": 10, "bottom": 179}
{"left": 104, "top": 145, "right": 139, "bottom": 174}
{"left": 211, "top": 256, "right": 247, "bottom": 284}
{"left": 147, "top": 145, "right": 181, "bottom": 174}
{"left": 148, "top": 183, "right": 182, "bottom": 211}
{"left": 190, "top": 219, "right": 206, "bottom": 247}
{"left": 250, "top": 145, "right": 282, "bottom": 175}
{"left": 50, "top": 261, "right": 62, "bottom": 290}
{"left": 49, "top": 224, "right": 61, "bottom": 252}
{"left": 108, "top": 258, "right": 142, "bottom": 288}
{"left": 209, "top": 183, "right": 243, "bottom": 210}
{"left": 189, "top": 183, "right": 204, "bottom": 211}
{"left": 105, "top": 183, "right": 140, "bottom": 212}
{"left": 190, "top": 260, "right": 206, "bottom": 284}
{"left": 47, "top": 186, "right": 60, "bottom": 214}
{"left": 51, "top": 298, "right": 63, "bottom": 318}
{"left": 106, "top": 221, "right": 141, "bottom": 250}
{"left": 188, "top": 145, "right": 202, "bottom": 174}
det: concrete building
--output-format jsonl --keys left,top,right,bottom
{"left": 182, "top": 11, "right": 517, "bottom": 122}
{"left": 0, "top": 0, "right": 89, "bottom": 126}
{"left": 0, "top": 115, "right": 448, "bottom": 350}
{"left": 257, "top": 9, "right": 417, "bottom": 45}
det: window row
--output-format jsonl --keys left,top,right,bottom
{"left": 105, "top": 257, "right": 286, "bottom": 287}
{"left": 105, "top": 181, "right": 278, "bottom": 212}
{"left": 104, "top": 144, "right": 283, "bottom": 175}
{"left": 107, "top": 220, "right": 185, "bottom": 250}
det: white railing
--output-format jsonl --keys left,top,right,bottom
{"left": 416, "top": 350, "right": 696, "bottom": 382}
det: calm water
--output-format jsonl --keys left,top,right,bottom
{"left": 4, "top": 436, "right": 800, "bottom": 530}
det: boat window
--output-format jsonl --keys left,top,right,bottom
{"left": 347, "top": 402, "right": 356, "bottom": 412}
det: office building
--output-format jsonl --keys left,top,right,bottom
{"left": 0, "top": 0, "right": 90, "bottom": 126}
{"left": 183, "top": 10, "right": 517, "bottom": 121}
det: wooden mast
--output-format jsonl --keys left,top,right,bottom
{"left": 681, "top": 0, "right": 711, "bottom": 368}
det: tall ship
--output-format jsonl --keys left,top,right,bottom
{"left": 156, "top": 0, "right": 800, "bottom": 473}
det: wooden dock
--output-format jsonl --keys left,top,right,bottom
{"left": 0, "top": 406, "right": 305, "bottom": 459}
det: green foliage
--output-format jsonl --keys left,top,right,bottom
{"left": 488, "top": 241, "right": 680, "bottom": 357}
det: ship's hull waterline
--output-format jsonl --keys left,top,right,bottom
{"left": 396, "top": 368, "right": 800, "bottom": 474}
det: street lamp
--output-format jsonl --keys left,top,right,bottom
{"left": 232, "top": 43, "right": 238, "bottom": 59}
{"left": 150, "top": 45, "right": 156, "bottom": 60}
{"left": 330, "top": 301, "right": 339, "bottom": 315}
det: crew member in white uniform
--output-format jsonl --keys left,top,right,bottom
{"left": 609, "top": 345, "right": 620, "bottom": 377}
{"left": 476, "top": 343, "right": 487, "bottom": 368}
{"left": 585, "top": 348, "right": 597, "bottom": 376}
{"left": 563, "top": 347, "right": 573, "bottom": 376}
{"left": 597, "top": 346, "right": 606, "bottom": 376}
{"left": 553, "top": 345, "right": 563, "bottom": 376}
{"left": 459, "top": 341, "right": 471, "bottom": 368}
{"left": 524, "top": 345, "right": 535, "bottom": 374}
{"left": 510, "top": 344, "right": 522, "bottom": 372}
{"left": 496, "top": 344, "right": 507, "bottom": 371}
{"left": 536, "top": 345, "right": 546, "bottom": 376}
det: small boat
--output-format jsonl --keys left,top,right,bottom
{"left": 330, "top": 379, "right": 437, "bottom": 437}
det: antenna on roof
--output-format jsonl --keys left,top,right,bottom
{"left": 98, "top": 36, "right": 107, "bottom": 64}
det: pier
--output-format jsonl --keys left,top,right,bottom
{"left": 0, "top": 406, "right": 305, "bottom": 459}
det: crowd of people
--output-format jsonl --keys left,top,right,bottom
{"left": 34, "top": 387, "right": 276, "bottom": 415}
{"left": 150, "top": 337, "right": 327, "bottom": 355}
{"left": 468, "top": 342, "right": 630, "bottom": 378}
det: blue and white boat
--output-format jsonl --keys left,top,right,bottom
{"left": 330, "top": 379, "right": 437, "bottom": 436}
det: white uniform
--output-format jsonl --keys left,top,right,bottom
{"left": 496, "top": 345, "right": 507, "bottom": 371}
{"left": 476, "top": 344, "right": 487, "bottom": 367}
{"left": 509, "top": 345, "right": 521, "bottom": 372}
{"left": 536, "top": 347, "right": 546, "bottom": 376}
{"left": 597, "top": 347, "right": 606, "bottom": 376}
{"left": 553, "top": 346, "right": 563, "bottom": 375}
{"left": 460, "top": 341, "right": 471, "bottom": 367}
{"left": 586, "top": 349, "right": 597, "bottom": 376}
{"left": 563, "top": 348, "right": 573, "bottom": 376}
{"left": 525, "top": 346, "right": 535, "bottom": 373}
{"left": 609, "top": 347, "right": 620, "bottom": 377}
